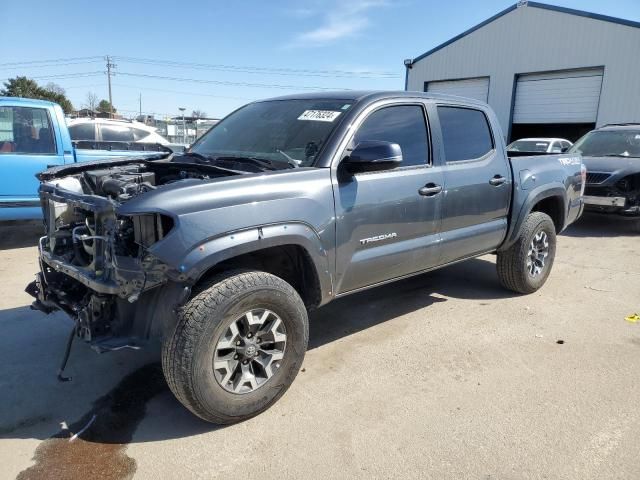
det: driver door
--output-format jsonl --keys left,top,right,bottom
{"left": 333, "top": 102, "right": 444, "bottom": 294}
{"left": 0, "top": 105, "right": 62, "bottom": 200}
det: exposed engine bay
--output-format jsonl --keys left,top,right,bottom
{"left": 27, "top": 160, "right": 233, "bottom": 350}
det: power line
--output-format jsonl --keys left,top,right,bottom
{"left": 0, "top": 60, "right": 104, "bottom": 71}
{"left": 29, "top": 71, "right": 105, "bottom": 80}
{"left": 63, "top": 83, "right": 105, "bottom": 90}
{"left": 0, "top": 56, "right": 103, "bottom": 67}
{"left": 112, "top": 83, "right": 255, "bottom": 101}
{"left": 117, "top": 71, "right": 352, "bottom": 91}
{"left": 2, "top": 55, "right": 401, "bottom": 79}
{"left": 113, "top": 55, "right": 401, "bottom": 79}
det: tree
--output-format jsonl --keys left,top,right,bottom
{"left": 191, "top": 109, "right": 207, "bottom": 119}
{"left": 0, "top": 76, "right": 74, "bottom": 114}
{"left": 97, "top": 99, "right": 116, "bottom": 114}
{"left": 85, "top": 92, "right": 98, "bottom": 111}
{"left": 44, "top": 82, "right": 66, "bottom": 96}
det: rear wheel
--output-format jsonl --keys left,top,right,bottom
{"left": 497, "top": 212, "right": 557, "bottom": 294}
{"left": 162, "top": 270, "right": 308, "bottom": 424}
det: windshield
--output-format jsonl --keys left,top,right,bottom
{"left": 190, "top": 99, "right": 352, "bottom": 168}
{"left": 569, "top": 130, "right": 640, "bottom": 158}
{"left": 508, "top": 140, "right": 550, "bottom": 152}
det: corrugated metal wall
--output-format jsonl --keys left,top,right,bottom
{"left": 406, "top": 4, "right": 640, "bottom": 135}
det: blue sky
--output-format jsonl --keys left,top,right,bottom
{"left": 1, "top": 0, "right": 638, "bottom": 119}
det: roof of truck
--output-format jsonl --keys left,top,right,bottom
{"left": 256, "top": 90, "right": 488, "bottom": 106}
{"left": 0, "top": 96, "right": 58, "bottom": 108}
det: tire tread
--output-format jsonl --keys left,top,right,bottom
{"left": 162, "top": 270, "right": 308, "bottom": 424}
{"left": 497, "top": 212, "right": 556, "bottom": 294}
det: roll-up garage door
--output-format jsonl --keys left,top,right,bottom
{"left": 426, "top": 77, "right": 489, "bottom": 102}
{"left": 513, "top": 68, "right": 604, "bottom": 124}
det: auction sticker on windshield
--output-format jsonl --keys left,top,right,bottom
{"left": 298, "top": 110, "right": 342, "bottom": 122}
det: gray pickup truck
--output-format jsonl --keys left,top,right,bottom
{"left": 27, "top": 91, "right": 584, "bottom": 423}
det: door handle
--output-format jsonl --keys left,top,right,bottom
{"left": 418, "top": 183, "right": 443, "bottom": 196}
{"left": 489, "top": 175, "right": 506, "bottom": 186}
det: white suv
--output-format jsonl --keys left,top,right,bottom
{"left": 67, "top": 118, "right": 172, "bottom": 145}
{"left": 507, "top": 137, "right": 573, "bottom": 154}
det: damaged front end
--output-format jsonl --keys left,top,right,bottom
{"left": 25, "top": 161, "right": 209, "bottom": 352}
{"left": 584, "top": 172, "right": 640, "bottom": 217}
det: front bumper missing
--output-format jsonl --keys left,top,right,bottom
{"left": 583, "top": 195, "right": 626, "bottom": 207}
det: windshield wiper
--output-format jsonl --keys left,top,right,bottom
{"left": 212, "top": 156, "right": 279, "bottom": 171}
{"left": 174, "top": 152, "right": 247, "bottom": 174}
{"left": 276, "top": 150, "right": 301, "bottom": 168}
{"left": 601, "top": 154, "right": 640, "bottom": 158}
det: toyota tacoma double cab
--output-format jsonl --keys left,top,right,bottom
{"left": 27, "top": 91, "right": 585, "bottom": 423}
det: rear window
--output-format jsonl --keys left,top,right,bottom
{"left": 438, "top": 106, "right": 494, "bottom": 162}
{"left": 132, "top": 128, "right": 151, "bottom": 141}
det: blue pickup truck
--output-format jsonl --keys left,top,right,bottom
{"left": 0, "top": 97, "right": 170, "bottom": 220}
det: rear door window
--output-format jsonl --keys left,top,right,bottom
{"left": 437, "top": 106, "right": 494, "bottom": 162}
{"left": 354, "top": 105, "right": 429, "bottom": 167}
{"left": 69, "top": 123, "right": 96, "bottom": 141}
{"left": 0, "top": 106, "right": 56, "bottom": 154}
{"left": 100, "top": 125, "right": 135, "bottom": 142}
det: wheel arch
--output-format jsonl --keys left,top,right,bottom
{"left": 500, "top": 185, "right": 567, "bottom": 251}
{"left": 180, "top": 222, "right": 333, "bottom": 309}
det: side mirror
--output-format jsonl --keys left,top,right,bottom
{"left": 343, "top": 140, "right": 402, "bottom": 173}
{"left": 561, "top": 146, "right": 570, "bottom": 153}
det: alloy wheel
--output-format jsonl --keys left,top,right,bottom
{"left": 213, "top": 309, "right": 287, "bottom": 394}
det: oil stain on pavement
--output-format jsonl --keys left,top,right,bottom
{"left": 17, "top": 363, "right": 167, "bottom": 480}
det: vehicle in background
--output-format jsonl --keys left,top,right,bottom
{"left": 569, "top": 124, "right": 640, "bottom": 231}
{"left": 28, "top": 91, "right": 584, "bottom": 423}
{"left": 507, "top": 138, "right": 573, "bottom": 155}
{"left": 0, "top": 97, "right": 170, "bottom": 220}
{"left": 67, "top": 118, "right": 187, "bottom": 153}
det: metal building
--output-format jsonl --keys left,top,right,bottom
{"left": 404, "top": 1, "right": 640, "bottom": 141}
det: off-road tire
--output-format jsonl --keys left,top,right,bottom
{"left": 497, "top": 212, "right": 557, "bottom": 294}
{"left": 162, "top": 270, "right": 309, "bottom": 424}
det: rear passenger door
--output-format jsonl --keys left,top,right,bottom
{"left": 435, "top": 105, "right": 511, "bottom": 264}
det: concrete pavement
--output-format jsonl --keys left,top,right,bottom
{"left": 1, "top": 215, "right": 639, "bottom": 479}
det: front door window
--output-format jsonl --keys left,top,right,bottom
{"left": 0, "top": 106, "right": 56, "bottom": 155}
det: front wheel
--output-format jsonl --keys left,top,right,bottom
{"left": 162, "top": 270, "right": 309, "bottom": 424}
{"left": 497, "top": 212, "right": 557, "bottom": 294}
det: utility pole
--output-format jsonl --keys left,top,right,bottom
{"left": 139, "top": 93, "right": 142, "bottom": 120}
{"left": 179, "top": 107, "right": 186, "bottom": 144}
{"left": 105, "top": 55, "right": 116, "bottom": 118}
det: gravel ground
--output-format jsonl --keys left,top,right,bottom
{"left": 0, "top": 214, "right": 639, "bottom": 480}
